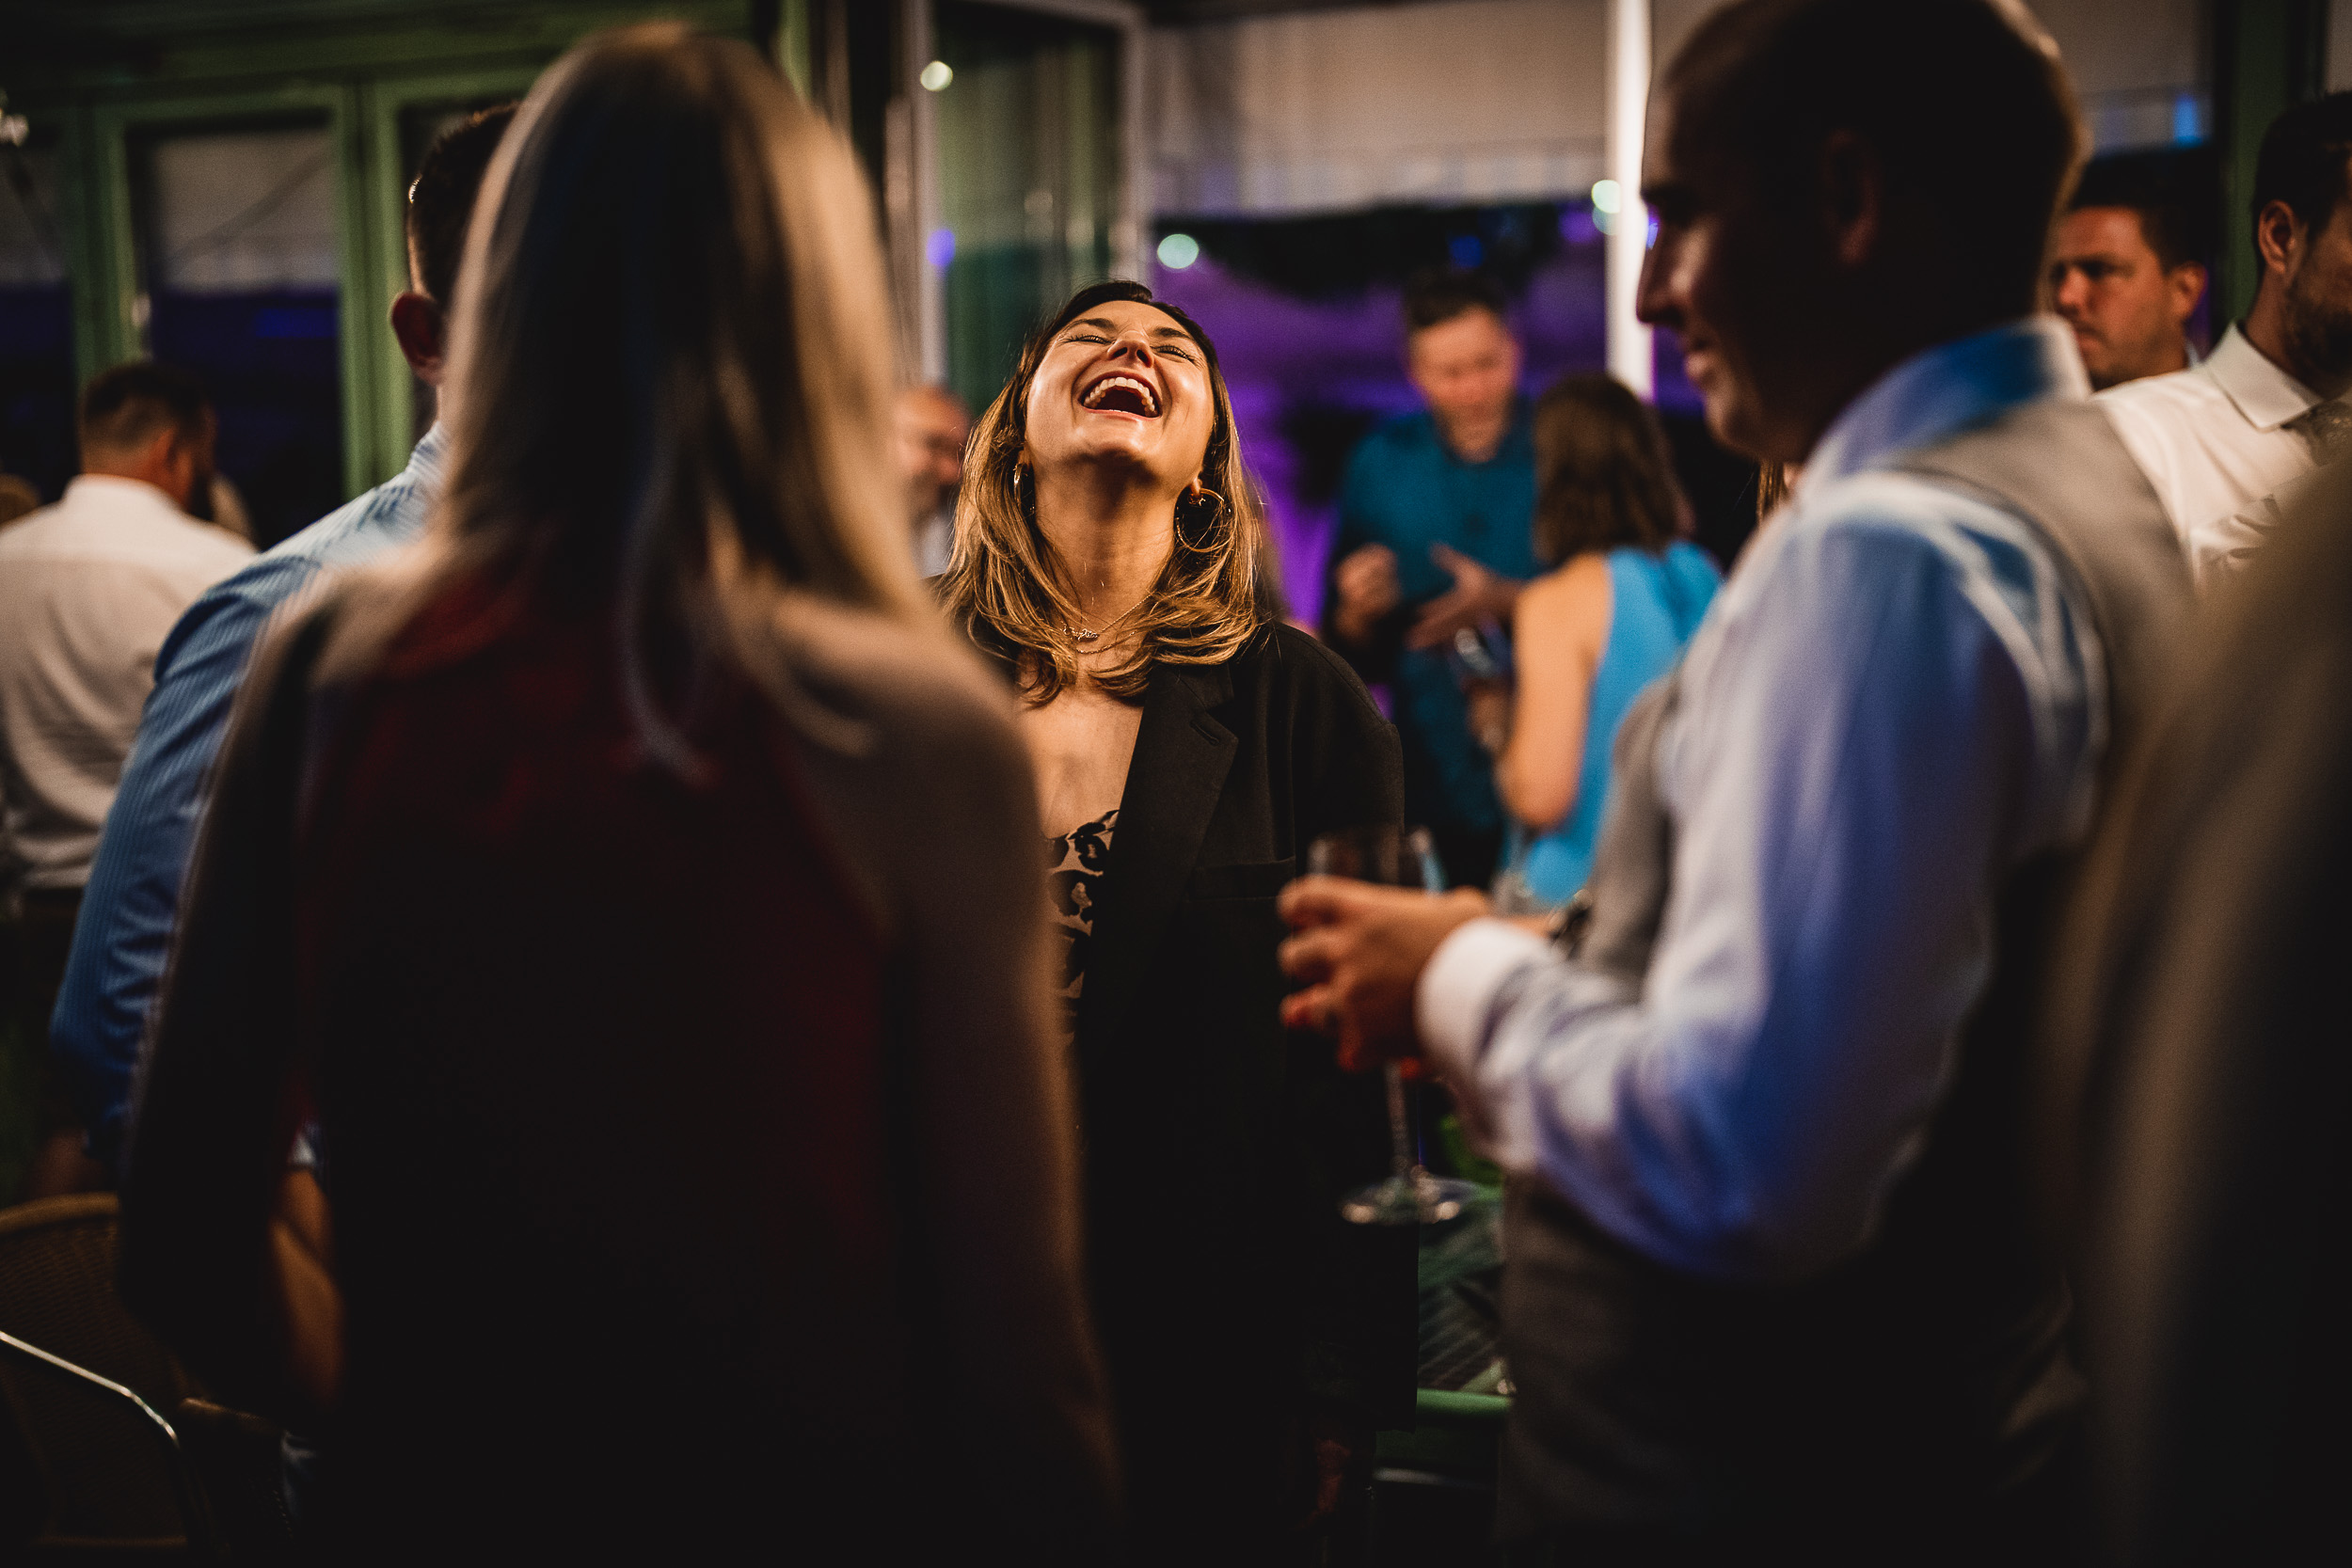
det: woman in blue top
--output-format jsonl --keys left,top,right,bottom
{"left": 1472, "top": 373, "right": 1721, "bottom": 910}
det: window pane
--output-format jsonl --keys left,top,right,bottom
{"left": 132, "top": 121, "right": 343, "bottom": 548}
{"left": 0, "top": 139, "right": 74, "bottom": 509}
{"left": 934, "top": 2, "right": 1122, "bottom": 416}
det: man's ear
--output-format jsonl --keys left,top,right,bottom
{"left": 147, "top": 426, "right": 203, "bottom": 512}
{"left": 142, "top": 423, "right": 183, "bottom": 475}
{"left": 389, "top": 291, "right": 448, "bottom": 386}
{"left": 2168, "top": 261, "right": 2210, "bottom": 325}
{"left": 1818, "top": 129, "right": 1883, "bottom": 271}
{"left": 2255, "top": 199, "right": 2302, "bottom": 282}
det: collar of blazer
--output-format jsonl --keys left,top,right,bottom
{"left": 1074, "top": 657, "right": 1238, "bottom": 1051}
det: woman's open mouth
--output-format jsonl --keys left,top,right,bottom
{"left": 1079, "top": 372, "right": 1161, "bottom": 418}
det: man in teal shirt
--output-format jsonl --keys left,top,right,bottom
{"left": 1326, "top": 272, "right": 1540, "bottom": 886}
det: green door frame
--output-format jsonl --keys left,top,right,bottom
{"left": 2214, "top": 0, "right": 2332, "bottom": 325}
{"left": 71, "top": 83, "right": 376, "bottom": 496}
{"left": 359, "top": 67, "right": 539, "bottom": 485}
{"left": 17, "top": 0, "right": 784, "bottom": 511}
{"left": 78, "top": 83, "right": 377, "bottom": 499}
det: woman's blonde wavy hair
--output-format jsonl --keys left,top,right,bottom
{"left": 939, "top": 280, "right": 1269, "bottom": 704}
{"left": 334, "top": 23, "right": 924, "bottom": 765}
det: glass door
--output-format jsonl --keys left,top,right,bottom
{"left": 930, "top": 0, "right": 1133, "bottom": 416}
{"left": 0, "top": 119, "right": 74, "bottom": 509}
{"left": 127, "top": 117, "right": 344, "bottom": 547}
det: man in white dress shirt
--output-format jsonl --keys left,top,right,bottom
{"left": 2101, "top": 93, "right": 2352, "bottom": 581}
{"left": 2049, "top": 151, "right": 2208, "bottom": 390}
{"left": 1, "top": 361, "right": 248, "bottom": 1192}
{"left": 0, "top": 363, "right": 251, "bottom": 898}
{"left": 1279, "top": 0, "right": 2188, "bottom": 1559}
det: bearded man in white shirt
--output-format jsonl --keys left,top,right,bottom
{"left": 0, "top": 362, "right": 251, "bottom": 899}
{"left": 2101, "top": 92, "right": 2352, "bottom": 581}
{"left": 1, "top": 360, "right": 249, "bottom": 1194}
{"left": 1279, "top": 0, "right": 2188, "bottom": 1560}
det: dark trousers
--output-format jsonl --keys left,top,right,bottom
{"left": 1, "top": 887, "right": 100, "bottom": 1203}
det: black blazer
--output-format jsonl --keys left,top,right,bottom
{"left": 976, "top": 620, "right": 1416, "bottom": 1465}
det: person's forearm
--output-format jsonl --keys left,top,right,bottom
{"left": 266, "top": 1168, "right": 342, "bottom": 1430}
{"left": 1490, "top": 666, "right": 1584, "bottom": 830}
{"left": 1423, "top": 531, "right": 2071, "bottom": 1287}
{"left": 1493, "top": 739, "right": 1576, "bottom": 831}
{"left": 1420, "top": 920, "right": 1826, "bottom": 1282}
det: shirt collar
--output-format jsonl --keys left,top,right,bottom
{"left": 405, "top": 421, "right": 451, "bottom": 493}
{"left": 1428, "top": 398, "right": 1533, "bottom": 467}
{"left": 61, "top": 473, "right": 194, "bottom": 520}
{"left": 2203, "top": 322, "right": 2321, "bottom": 432}
{"left": 1803, "top": 316, "right": 2088, "bottom": 491}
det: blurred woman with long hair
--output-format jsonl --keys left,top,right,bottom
{"left": 1477, "top": 373, "right": 1721, "bottom": 911}
{"left": 941, "top": 279, "right": 1406, "bottom": 1564}
{"left": 119, "top": 25, "right": 1116, "bottom": 1559}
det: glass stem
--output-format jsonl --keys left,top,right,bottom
{"left": 1386, "top": 1060, "right": 1414, "bottom": 1180}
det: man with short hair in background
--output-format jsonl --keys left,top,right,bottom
{"left": 1326, "top": 270, "right": 1539, "bottom": 888}
{"left": 0, "top": 472, "right": 39, "bottom": 527}
{"left": 897, "top": 382, "right": 968, "bottom": 578}
{"left": 2102, "top": 93, "right": 2352, "bottom": 579}
{"left": 2050, "top": 151, "right": 2208, "bottom": 389}
{"left": 50, "top": 103, "right": 516, "bottom": 1177}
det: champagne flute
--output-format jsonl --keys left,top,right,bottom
{"left": 1305, "top": 825, "right": 1485, "bottom": 1227}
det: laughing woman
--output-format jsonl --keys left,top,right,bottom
{"left": 942, "top": 280, "right": 1408, "bottom": 1563}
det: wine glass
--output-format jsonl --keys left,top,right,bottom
{"left": 1305, "top": 825, "right": 1486, "bottom": 1227}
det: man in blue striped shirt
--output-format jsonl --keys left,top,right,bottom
{"left": 52, "top": 105, "right": 516, "bottom": 1173}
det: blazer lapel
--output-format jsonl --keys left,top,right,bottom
{"left": 1079, "top": 660, "right": 1236, "bottom": 1050}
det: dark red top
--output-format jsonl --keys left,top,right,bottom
{"left": 292, "top": 578, "right": 919, "bottom": 1547}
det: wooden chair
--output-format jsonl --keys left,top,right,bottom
{"left": 0, "top": 1194, "right": 215, "bottom": 1559}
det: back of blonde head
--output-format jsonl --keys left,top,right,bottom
{"left": 357, "top": 23, "right": 921, "bottom": 759}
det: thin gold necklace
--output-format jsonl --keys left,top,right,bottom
{"left": 1063, "top": 593, "right": 1152, "bottom": 643}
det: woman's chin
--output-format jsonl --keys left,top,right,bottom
{"left": 1057, "top": 431, "right": 1171, "bottom": 476}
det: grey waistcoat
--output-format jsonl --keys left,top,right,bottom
{"left": 1496, "top": 396, "right": 2188, "bottom": 1545}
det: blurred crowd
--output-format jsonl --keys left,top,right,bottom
{"left": 1, "top": 0, "right": 2347, "bottom": 1562}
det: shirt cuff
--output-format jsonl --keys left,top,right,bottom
{"left": 1418, "top": 917, "right": 1553, "bottom": 1085}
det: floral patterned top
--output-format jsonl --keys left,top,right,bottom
{"left": 1044, "top": 808, "right": 1117, "bottom": 1042}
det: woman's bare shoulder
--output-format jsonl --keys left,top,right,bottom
{"left": 1528, "top": 550, "right": 1612, "bottom": 603}
{"left": 1518, "top": 551, "right": 1611, "bottom": 625}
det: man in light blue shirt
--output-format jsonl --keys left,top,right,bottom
{"left": 1280, "top": 1, "right": 2187, "bottom": 1558}
{"left": 52, "top": 105, "right": 515, "bottom": 1173}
